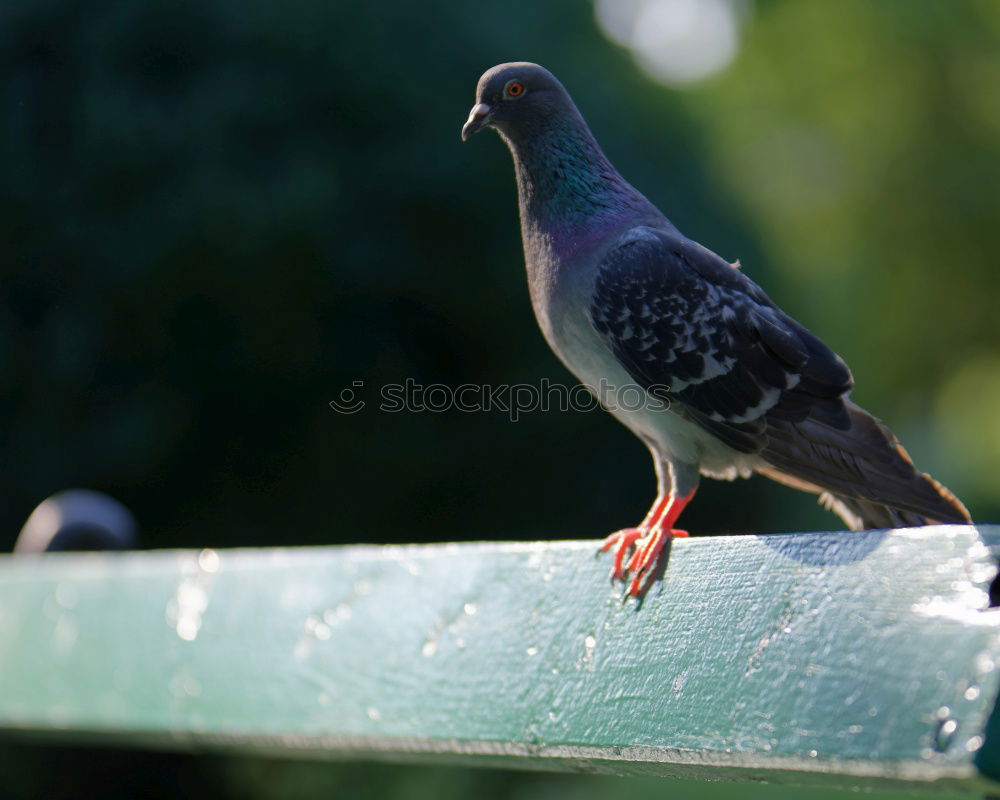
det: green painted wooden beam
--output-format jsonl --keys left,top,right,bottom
{"left": 1, "top": 527, "right": 999, "bottom": 794}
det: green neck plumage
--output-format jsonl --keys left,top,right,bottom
{"left": 502, "top": 117, "right": 653, "bottom": 253}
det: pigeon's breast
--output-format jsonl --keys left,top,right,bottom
{"left": 526, "top": 235, "right": 756, "bottom": 474}
{"left": 524, "top": 233, "right": 616, "bottom": 383}
{"left": 526, "top": 245, "right": 689, "bottom": 458}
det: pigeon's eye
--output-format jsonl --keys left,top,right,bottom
{"left": 504, "top": 80, "right": 526, "bottom": 99}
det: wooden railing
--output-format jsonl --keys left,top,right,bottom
{"left": 1, "top": 526, "right": 998, "bottom": 795}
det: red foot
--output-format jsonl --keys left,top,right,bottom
{"left": 599, "top": 528, "right": 643, "bottom": 580}
{"left": 599, "top": 488, "right": 696, "bottom": 598}
{"left": 624, "top": 526, "right": 689, "bottom": 597}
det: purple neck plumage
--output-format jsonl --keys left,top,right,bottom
{"left": 500, "top": 112, "right": 658, "bottom": 261}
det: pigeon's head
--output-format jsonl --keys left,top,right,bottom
{"left": 461, "top": 62, "right": 572, "bottom": 142}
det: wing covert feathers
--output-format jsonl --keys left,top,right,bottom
{"left": 589, "top": 226, "right": 971, "bottom": 530}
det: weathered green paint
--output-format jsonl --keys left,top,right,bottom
{"left": 0, "top": 527, "right": 999, "bottom": 793}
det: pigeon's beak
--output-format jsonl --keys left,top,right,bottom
{"left": 461, "top": 103, "right": 492, "bottom": 141}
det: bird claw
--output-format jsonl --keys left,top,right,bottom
{"left": 600, "top": 525, "right": 688, "bottom": 597}
{"left": 599, "top": 527, "right": 643, "bottom": 581}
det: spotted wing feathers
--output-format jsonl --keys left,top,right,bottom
{"left": 588, "top": 226, "right": 970, "bottom": 527}
{"left": 589, "top": 227, "right": 851, "bottom": 452}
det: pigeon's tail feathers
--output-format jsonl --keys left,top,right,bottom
{"left": 758, "top": 401, "right": 971, "bottom": 529}
{"left": 754, "top": 467, "right": 928, "bottom": 528}
{"left": 818, "top": 492, "right": 954, "bottom": 531}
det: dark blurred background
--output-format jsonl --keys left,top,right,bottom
{"left": 4, "top": 0, "right": 999, "bottom": 549}
{"left": 3, "top": 0, "right": 999, "bottom": 795}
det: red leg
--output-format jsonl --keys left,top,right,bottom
{"left": 626, "top": 488, "right": 695, "bottom": 596}
{"left": 625, "top": 527, "right": 666, "bottom": 596}
{"left": 609, "top": 488, "right": 696, "bottom": 598}
{"left": 599, "top": 495, "right": 671, "bottom": 580}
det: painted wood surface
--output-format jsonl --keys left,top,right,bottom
{"left": 1, "top": 526, "right": 999, "bottom": 794}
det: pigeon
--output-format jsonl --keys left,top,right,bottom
{"left": 462, "top": 62, "right": 971, "bottom": 597}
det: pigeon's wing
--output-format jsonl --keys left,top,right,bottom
{"left": 587, "top": 226, "right": 970, "bottom": 526}
{"left": 588, "top": 227, "right": 852, "bottom": 454}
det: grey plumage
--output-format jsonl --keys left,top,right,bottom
{"left": 462, "top": 62, "right": 970, "bottom": 591}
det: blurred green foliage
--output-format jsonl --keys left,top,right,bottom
{"left": 4, "top": 0, "right": 997, "bottom": 550}
{"left": 685, "top": 0, "right": 1000, "bottom": 510}
{"left": 2, "top": 0, "right": 999, "bottom": 795}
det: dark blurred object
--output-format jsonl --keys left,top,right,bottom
{"left": 0, "top": 741, "right": 228, "bottom": 800}
{"left": 13, "top": 489, "right": 138, "bottom": 552}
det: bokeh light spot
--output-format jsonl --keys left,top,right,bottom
{"left": 595, "top": 0, "right": 746, "bottom": 86}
